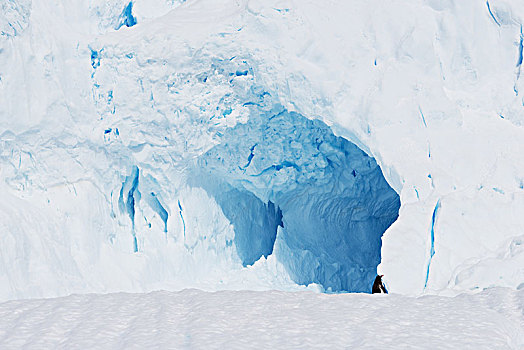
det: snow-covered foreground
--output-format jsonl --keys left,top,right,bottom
{"left": 0, "top": 288, "right": 522, "bottom": 349}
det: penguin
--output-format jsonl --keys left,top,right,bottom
{"left": 372, "top": 275, "right": 388, "bottom": 294}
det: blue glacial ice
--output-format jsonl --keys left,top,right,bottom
{"left": 198, "top": 181, "right": 283, "bottom": 266}
{"left": 115, "top": 2, "right": 137, "bottom": 30}
{"left": 194, "top": 103, "right": 400, "bottom": 292}
{"left": 424, "top": 199, "right": 441, "bottom": 289}
{"left": 119, "top": 165, "right": 140, "bottom": 252}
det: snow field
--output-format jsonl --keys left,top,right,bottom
{"left": 0, "top": 287, "right": 522, "bottom": 349}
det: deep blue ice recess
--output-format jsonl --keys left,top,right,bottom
{"left": 196, "top": 104, "right": 400, "bottom": 293}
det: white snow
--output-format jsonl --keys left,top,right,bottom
{"left": 1, "top": 0, "right": 524, "bottom": 300}
{"left": 0, "top": 287, "right": 522, "bottom": 349}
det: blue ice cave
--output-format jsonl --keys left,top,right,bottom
{"left": 195, "top": 104, "right": 400, "bottom": 293}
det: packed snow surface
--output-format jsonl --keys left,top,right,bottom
{"left": 1, "top": 0, "right": 524, "bottom": 300}
{"left": 0, "top": 288, "right": 522, "bottom": 349}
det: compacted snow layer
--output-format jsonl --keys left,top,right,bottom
{"left": 0, "top": 288, "right": 522, "bottom": 349}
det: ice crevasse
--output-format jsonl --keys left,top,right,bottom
{"left": 1, "top": 0, "right": 524, "bottom": 300}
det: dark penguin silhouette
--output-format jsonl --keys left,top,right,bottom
{"left": 372, "top": 275, "right": 388, "bottom": 294}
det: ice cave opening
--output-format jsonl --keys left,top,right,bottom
{"left": 193, "top": 105, "right": 400, "bottom": 293}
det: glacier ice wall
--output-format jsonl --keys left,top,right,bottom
{"left": 1, "top": 0, "right": 524, "bottom": 300}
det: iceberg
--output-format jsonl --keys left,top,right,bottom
{"left": 1, "top": 0, "right": 524, "bottom": 300}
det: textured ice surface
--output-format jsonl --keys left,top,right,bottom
{"left": 1, "top": 0, "right": 524, "bottom": 300}
{"left": 196, "top": 105, "right": 399, "bottom": 292}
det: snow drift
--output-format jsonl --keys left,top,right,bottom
{"left": 1, "top": 0, "right": 524, "bottom": 300}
